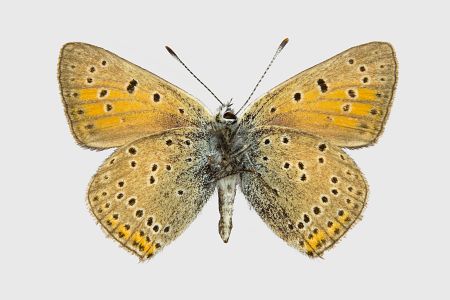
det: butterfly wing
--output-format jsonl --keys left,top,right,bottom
{"left": 88, "top": 127, "right": 215, "bottom": 260}
{"left": 58, "top": 43, "right": 212, "bottom": 149}
{"left": 240, "top": 42, "right": 397, "bottom": 148}
{"left": 240, "top": 126, "right": 367, "bottom": 257}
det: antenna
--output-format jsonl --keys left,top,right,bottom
{"left": 165, "top": 46, "right": 224, "bottom": 106}
{"left": 236, "top": 38, "right": 289, "bottom": 115}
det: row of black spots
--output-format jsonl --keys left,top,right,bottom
{"left": 330, "top": 176, "right": 338, "bottom": 184}
{"left": 348, "top": 58, "right": 355, "bottom": 65}
{"left": 117, "top": 180, "right": 125, "bottom": 188}
{"left": 128, "top": 146, "right": 138, "bottom": 155}
{"left": 99, "top": 89, "right": 108, "bottom": 98}
{"left": 283, "top": 162, "right": 290, "bottom": 169}
{"left": 345, "top": 198, "right": 360, "bottom": 210}
{"left": 117, "top": 224, "right": 131, "bottom": 238}
{"left": 318, "top": 157, "right": 325, "bottom": 164}
{"left": 331, "top": 188, "right": 339, "bottom": 196}
{"left": 293, "top": 92, "right": 302, "bottom": 102}
{"left": 84, "top": 124, "right": 94, "bottom": 130}
{"left": 281, "top": 136, "right": 290, "bottom": 144}
{"left": 362, "top": 76, "right": 370, "bottom": 84}
{"left": 370, "top": 108, "right": 379, "bottom": 115}
{"left": 105, "top": 213, "right": 119, "bottom": 226}
{"left": 312, "top": 206, "right": 322, "bottom": 215}
{"left": 309, "top": 227, "right": 326, "bottom": 244}
{"left": 347, "top": 89, "right": 356, "bottom": 98}
{"left": 86, "top": 77, "right": 93, "bottom": 84}
{"left": 178, "top": 108, "right": 185, "bottom": 114}
{"left": 342, "top": 103, "right": 351, "bottom": 112}
{"left": 287, "top": 223, "right": 295, "bottom": 231}
{"left": 132, "top": 230, "right": 150, "bottom": 248}
{"left": 116, "top": 191, "right": 125, "bottom": 201}
{"left": 270, "top": 107, "right": 277, "bottom": 113}
{"left": 149, "top": 175, "right": 157, "bottom": 185}
{"left": 317, "top": 79, "right": 328, "bottom": 93}
{"left": 300, "top": 173, "right": 307, "bottom": 182}
{"left": 298, "top": 161, "right": 305, "bottom": 170}
{"left": 338, "top": 209, "right": 352, "bottom": 223}
{"left": 359, "top": 123, "right": 369, "bottom": 130}
{"left": 102, "top": 173, "right": 111, "bottom": 182}
{"left": 135, "top": 209, "right": 144, "bottom": 218}
{"left": 326, "top": 220, "right": 341, "bottom": 235}
{"left": 321, "top": 195, "right": 329, "bottom": 204}
{"left": 318, "top": 143, "right": 327, "bottom": 152}
{"left": 127, "top": 197, "right": 137, "bottom": 207}
{"left": 297, "top": 215, "right": 315, "bottom": 237}
{"left": 359, "top": 65, "right": 366, "bottom": 72}
{"left": 298, "top": 240, "right": 315, "bottom": 257}
{"left": 127, "top": 79, "right": 138, "bottom": 93}
{"left": 129, "top": 160, "right": 137, "bottom": 168}
{"left": 105, "top": 103, "right": 113, "bottom": 112}
{"left": 89, "top": 66, "right": 96, "bottom": 73}
{"left": 146, "top": 216, "right": 161, "bottom": 234}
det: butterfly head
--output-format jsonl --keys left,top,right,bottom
{"left": 216, "top": 100, "right": 237, "bottom": 124}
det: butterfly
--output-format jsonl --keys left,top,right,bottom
{"left": 58, "top": 39, "right": 397, "bottom": 260}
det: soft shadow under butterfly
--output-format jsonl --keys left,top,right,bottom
{"left": 58, "top": 39, "right": 397, "bottom": 260}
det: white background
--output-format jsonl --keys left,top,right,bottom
{"left": 1, "top": 0, "right": 449, "bottom": 299}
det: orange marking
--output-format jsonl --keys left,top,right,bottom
{"left": 357, "top": 88, "right": 377, "bottom": 100}
{"left": 307, "top": 229, "right": 327, "bottom": 250}
{"left": 79, "top": 89, "right": 98, "bottom": 100}
{"left": 338, "top": 211, "right": 351, "bottom": 223}
{"left": 327, "top": 223, "right": 342, "bottom": 236}
{"left": 104, "top": 215, "right": 119, "bottom": 227}
{"left": 303, "top": 89, "right": 320, "bottom": 101}
{"left": 94, "top": 116, "right": 122, "bottom": 128}
{"left": 332, "top": 116, "right": 359, "bottom": 128}
{"left": 116, "top": 224, "right": 131, "bottom": 239}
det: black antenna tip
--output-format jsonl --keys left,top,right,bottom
{"left": 165, "top": 46, "right": 178, "bottom": 58}
{"left": 279, "top": 38, "right": 289, "bottom": 49}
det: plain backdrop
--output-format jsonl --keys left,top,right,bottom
{"left": 1, "top": 0, "right": 449, "bottom": 299}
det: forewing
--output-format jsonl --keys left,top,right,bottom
{"left": 88, "top": 128, "right": 215, "bottom": 260}
{"left": 58, "top": 43, "right": 212, "bottom": 149}
{"left": 240, "top": 126, "right": 368, "bottom": 257}
{"left": 240, "top": 42, "right": 397, "bottom": 148}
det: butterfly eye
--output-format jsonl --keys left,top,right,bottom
{"left": 223, "top": 112, "right": 237, "bottom": 121}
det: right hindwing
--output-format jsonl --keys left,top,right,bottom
{"left": 240, "top": 126, "right": 368, "bottom": 257}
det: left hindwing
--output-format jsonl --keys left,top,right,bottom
{"left": 240, "top": 126, "right": 368, "bottom": 257}
{"left": 88, "top": 127, "right": 215, "bottom": 260}
{"left": 240, "top": 42, "right": 397, "bottom": 148}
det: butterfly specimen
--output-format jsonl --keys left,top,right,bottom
{"left": 58, "top": 39, "right": 397, "bottom": 259}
